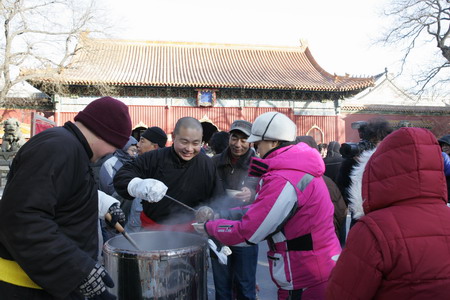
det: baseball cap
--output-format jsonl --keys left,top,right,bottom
{"left": 229, "top": 120, "right": 252, "bottom": 137}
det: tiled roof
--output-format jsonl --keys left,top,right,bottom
{"left": 30, "top": 36, "right": 375, "bottom": 92}
{"left": 342, "top": 104, "right": 450, "bottom": 113}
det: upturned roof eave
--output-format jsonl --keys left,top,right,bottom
{"left": 34, "top": 78, "right": 373, "bottom": 93}
{"left": 27, "top": 36, "right": 377, "bottom": 93}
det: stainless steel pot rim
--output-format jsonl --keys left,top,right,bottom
{"left": 103, "top": 244, "right": 206, "bottom": 258}
{"left": 102, "top": 231, "right": 208, "bottom": 257}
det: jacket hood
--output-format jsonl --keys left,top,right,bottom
{"left": 250, "top": 143, "right": 324, "bottom": 178}
{"left": 122, "top": 136, "right": 137, "bottom": 151}
{"left": 115, "top": 148, "right": 134, "bottom": 164}
{"left": 326, "top": 141, "right": 341, "bottom": 158}
{"left": 347, "top": 149, "right": 376, "bottom": 219}
{"left": 362, "top": 127, "right": 446, "bottom": 214}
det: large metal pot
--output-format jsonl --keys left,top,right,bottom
{"left": 103, "top": 231, "right": 207, "bottom": 300}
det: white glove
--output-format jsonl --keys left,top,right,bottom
{"left": 98, "top": 190, "right": 120, "bottom": 219}
{"left": 208, "top": 239, "right": 232, "bottom": 265}
{"left": 127, "top": 177, "right": 168, "bottom": 203}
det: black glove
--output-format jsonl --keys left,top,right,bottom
{"left": 105, "top": 203, "right": 126, "bottom": 228}
{"left": 79, "top": 263, "right": 116, "bottom": 300}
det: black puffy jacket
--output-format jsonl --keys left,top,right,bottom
{"left": 114, "top": 146, "right": 217, "bottom": 224}
{"left": 0, "top": 122, "right": 98, "bottom": 299}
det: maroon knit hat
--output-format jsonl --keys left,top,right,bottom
{"left": 74, "top": 97, "right": 132, "bottom": 149}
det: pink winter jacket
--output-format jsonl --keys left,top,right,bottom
{"left": 206, "top": 143, "right": 341, "bottom": 290}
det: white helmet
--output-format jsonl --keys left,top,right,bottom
{"left": 247, "top": 112, "right": 297, "bottom": 143}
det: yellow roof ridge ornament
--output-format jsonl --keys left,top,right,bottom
{"left": 133, "top": 121, "right": 148, "bottom": 130}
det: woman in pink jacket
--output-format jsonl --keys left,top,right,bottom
{"left": 204, "top": 112, "right": 341, "bottom": 300}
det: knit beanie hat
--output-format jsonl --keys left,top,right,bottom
{"left": 74, "top": 97, "right": 132, "bottom": 149}
{"left": 141, "top": 126, "right": 168, "bottom": 148}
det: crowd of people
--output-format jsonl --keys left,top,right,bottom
{"left": 0, "top": 96, "right": 449, "bottom": 300}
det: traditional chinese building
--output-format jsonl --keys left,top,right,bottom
{"left": 341, "top": 74, "right": 450, "bottom": 141}
{"left": 25, "top": 35, "right": 450, "bottom": 144}
{"left": 28, "top": 35, "right": 376, "bottom": 143}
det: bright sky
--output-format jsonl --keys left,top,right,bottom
{"left": 101, "top": 0, "right": 416, "bottom": 86}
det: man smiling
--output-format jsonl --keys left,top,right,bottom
{"left": 114, "top": 117, "right": 216, "bottom": 230}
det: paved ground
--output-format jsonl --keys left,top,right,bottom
{"left": 207, "top": 241, "right": 278, "bottom": 300}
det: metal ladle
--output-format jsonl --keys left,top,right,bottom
{"left": 164, "top": 194, "right": 197, "bottom": 212}
{"left": 164, "top": 195, "right": 215, "bottom": 224}
{"left": 105, "top": 213, "right": 141, "bottom": 251}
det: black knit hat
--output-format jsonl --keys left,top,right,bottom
{"left": 438, "top": 134, "right": 450, "bottom": 146}
{"left": 74, "top": 97, "right": 132, "bottom": 149}
{"left": 141, "top": 126, "right": 168, "bottom": 148}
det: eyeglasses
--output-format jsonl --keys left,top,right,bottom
{"left": 127, "top": 147, "right": 138, "bottom": 156}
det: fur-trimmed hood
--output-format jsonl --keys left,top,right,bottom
{"left": 347, "top": 149, "right": 376, "bottom": 220}
{"left": 348, "top": 127, "right": 446, "bottom": 219}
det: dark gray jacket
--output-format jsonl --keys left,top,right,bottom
{"left": 324, "top": 141, "right": 343, "bottom": 183}
{"left": 212, "top": 147, "right": 258, "bottom": 209}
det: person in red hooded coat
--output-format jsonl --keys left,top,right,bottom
{"left": 326, "top": 127, "right": 450, "bottom": 300}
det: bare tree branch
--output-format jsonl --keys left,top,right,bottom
{"left": 379, "top": 0, "right": 450, "bottom": 95}
{"left": 415, "top": 61, "right": 450, "bottom": 89}
{"left": 0, "top": 0, "right": 108, "bottom": 106}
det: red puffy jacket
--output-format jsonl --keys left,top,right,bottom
{"left": 327, "top": 127, "right": 450, "bottom": 300}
